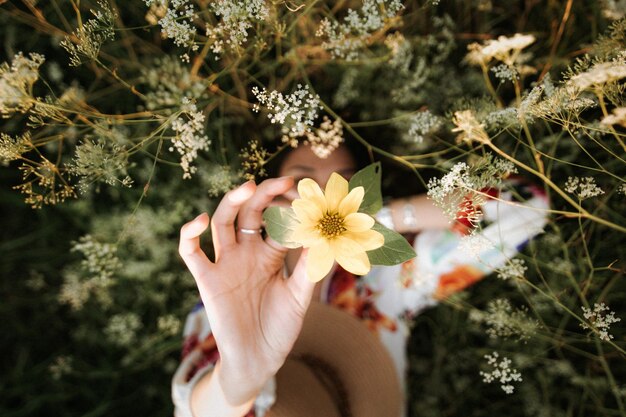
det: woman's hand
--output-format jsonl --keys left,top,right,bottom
{"left": 178, "top": 177, "right": 315, "bottom": 407}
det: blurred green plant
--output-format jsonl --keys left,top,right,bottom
{"left": 0, "top": 0, "right": 624, "bottom": 416}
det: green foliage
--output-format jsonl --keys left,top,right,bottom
{"left": 366, "top": 222, "right": 416, "bottom": 265}
{"left": 0, "top": 0, "right": 625, "bottom": 416}
{"left": 262, "top": 206, "right": 300, "bottom": 249}
{"left": 349, "top": 162, "right": 383, "bottom": 215}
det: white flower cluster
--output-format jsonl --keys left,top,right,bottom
{"left": 619, "top": 183, "right": 626, "bottom": 196}
{"left": 404, "top": 110, "right": 442, "bottom": 144}
{"left": 206, "top": 0, "right": 269, "bottom": 57}
{"left": 105, "top": 313, "right": 142, "bottom": 347}
{"left": 170, "top": 98, "right": 210, "bottom": 179}
{"left": 497, "top": 258, "right": 527, "bottom": 280}
{"left": 252, "top": 84, "right": 321, "bottom": 146}
{"left": 458, "top": 232, "right": 495, "bottom": 260}
{"left": 527, "top": 83, "right": 597, "bottom": 121}
{"left": 568, "top": 60, "right": 626, "bottom": 91}
{"left": 305, "top": 116, "right": 344, "bottom": 158}
{"left": 427, "top": 155, "right": 516, "bottom": 222}
{"left": 0, "top": 52, "right": 45, "bottom": 117}
{"left": 157, "top": 314, "right": 182, "bottom": 336}
{"left": 316, "top": 0, "right": 404, "bottom": 60}
{"left": 600, "top": 106, "right": 626, "bottom": 128}
{"left": 145, "top": 0, "right": 198, "bottom": 50}
{"left": 385, "top": 32, "right": 413, "bottom": 73}
{"left": 60, "top": 0, "right": 116, "bottom": 66}
{"left": 580, "top": 303, "right": 621, "bottom": 342}
{"left": 71, "top": 235, "right": 121, "bottom": 281}
{"left": 601, "top": 0, "right": 626, "bottom": 20}
{"left": 203, "top": 165, "right": 238, "bottom": 197}
{"left": 139, "top": 56, "right": 207, "bottom": 111}
{"left": 451, "top": 109, "right": 490, "bottom": 145}
{"left": 49, "top": 355, "right": 73, "bottom": 380}
{"left": 0, "top": 132, "right": 31, "bottom": 164}
{"left": 480, "top": 351, "right": 523, "bottom": 394}
{"left": 491, "top": 63, "right": 519, "bottom": 83}
{"left": 427, "top": 162, "right": 475, "bottom": 221}
{"left": 466, "top": 33, "right": 535, "bottom": 66}
{"left": 67, "top": 139, "right": 132, "bottom": 193}
{"left": 564, "top": 176, "right": 605, "bottom": 200}
{"left": 481, "top": 298, "right": 538, "bottom": 341}
{"left": 484, "top": 107, "right": 519, "bottom": 131}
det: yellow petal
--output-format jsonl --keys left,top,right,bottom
{"left": 343, "top": 212, "right": 374, "bottom": 232}
{"left": 324, "top": 173, "right": 349, "bottom": 212}
{"left": 336, "top": 251, "right": 370, "bottom": 276}
{"left": 337, "top": 186, "right": 364, "bottom": 217}
{"left": 306, "top": 240, "right": 335, "bottom": 282}
{"left": 291, "top": 224, "right": 323, "bottom": 247}
{"left": 292, "top": 199, "right": 322, "bottom": 225}
{"left": 344, "top": 229, "right": 384, "bottom": 251}
{"left": 297, "top": 179, "right": 327, "bottom": 212}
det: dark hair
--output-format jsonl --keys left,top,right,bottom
{"left": 263, "top": 135, "right": 429, "bottom": 199}
{"left": 264, "top": 136, "right": 371, "bottom": 179}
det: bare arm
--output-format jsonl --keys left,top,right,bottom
{"left": 178, "top": 178, "right": 315, "bottom": 417}
{"left": 189, "top": 361, "right": 257, "bottom": 417}
{"left": 387, "top": 194, "right": 450, "bottom": 233}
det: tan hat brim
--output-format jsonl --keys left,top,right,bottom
{"left": 269, "top": 302, "right": 402, "bottom": 417}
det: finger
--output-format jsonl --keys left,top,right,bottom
{"left": 238, "top": 176, "right": 294, "bottom": 235}
{"left": 285, "top": 249, "right": 315, "bottom": 310}
{"left": 211, "top": 181, "right": 256, "bottom": 258}
{"left": 179, "top": 213, "right": 213, "bottom": 279}
{"left": 263, "top": 235, "right": 290, "bottom": 260}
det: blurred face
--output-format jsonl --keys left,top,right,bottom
{"left": 276, "top": 144, "right": 357, "bottom": 204}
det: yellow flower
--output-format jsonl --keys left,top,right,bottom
{"left": 290, "top": 173, "right": 384, "bottom": 282}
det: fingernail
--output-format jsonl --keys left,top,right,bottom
{"left": 194, "top": 212, "right": 207, "bottom": 221}
{"left": 229, "top": 181, "right": 256, "bottom": 203}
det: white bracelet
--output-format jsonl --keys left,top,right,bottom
{"left": 402, "top": 201, "right": 418, "bottom": 228}
{"left": 375, "top": 206, "right": 394, "bottom": 230}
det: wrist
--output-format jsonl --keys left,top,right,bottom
{"left": 217, "top": 359, "right": 270, "bottom": 407}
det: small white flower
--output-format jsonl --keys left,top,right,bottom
{"left": 316, "top": 0, "right": 404, "bottom": 60}
{"left": 480, "top": 351, "right": 523, "bottom": 394}
{"left": 581, "top": 303, "right": 621, "bottom": 341}
{"left": 466, "top": 33, "right": 535, "bottom": 66}
{"left": 148, "top": 0, "right": 198, "bottom": 50}
{"left": 564, "top": 176, "right": 605, "bottom": 200}
{"left": 569, "top": 61, "right": 626, "bottom": 91}
{"left": 497, "top": 258, "right": 527, "bottom": 280}
{"left": 205, "top": 0, "right": 269, "bottom": 58}
{"left": 451, "top": 110, "right": 490, "bottom": 145}
{"left": 403, "top": 110, "right": 442, "bottom": 144}
{"left": 600, "top": 107, "right": 626, "bottom": 128}
{"left": 0, "top": 52, "right": 45, "bottom": 117}
{"left": 459, "top": 232, "right": 495, "bottom": 260}
{"left": 169, "top": 98, "right": 210, "bottom": 179}
{"left": 491, "top": 63, "right": 519, "bottom": 82}
{"left": 105, "top": 313, "right": 142, "bottom": 347}
{"left": 157, "top": 315, "right": 182, "bottom": 336}
{"left": 252, "top": 84, "right": 321, "bottom": 144}
{"left": 304, "top": 116, "right": 344, "bottom": 158}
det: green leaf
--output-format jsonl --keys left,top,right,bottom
{"left": 262, "top": 206, "right": 301, "bottom": 249}
{"left": 367, "top": 222, "right": 416, "bottom": 266}
{"left": 349, "top": 162, "right": 383, "bottom": 215}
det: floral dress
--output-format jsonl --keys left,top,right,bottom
{"left": 172, "top": 180, "right": 549, "bottom": 417}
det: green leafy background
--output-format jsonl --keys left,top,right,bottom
{"left": 1, "top": 1, "right": 625, "bottom": 417}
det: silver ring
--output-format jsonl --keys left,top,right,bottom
{"left": 238, "top": 227, "right": 263, "bottom": 235}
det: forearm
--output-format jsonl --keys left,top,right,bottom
{"left": 190, "top": 360, "right": 259, "bottom": 417}
{"left": 387, "top": 194, "right": 449, "bottom": 233}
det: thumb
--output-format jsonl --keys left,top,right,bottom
{"left": 286, "top": 249, "right": 315, "bottom": 311}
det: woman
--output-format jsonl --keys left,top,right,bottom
{"left": 173, "top": 143, "right": 548, "bottom": 417}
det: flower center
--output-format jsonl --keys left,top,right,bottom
{"left": 317, "top": 212, "right": 346, "bottom": 238}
